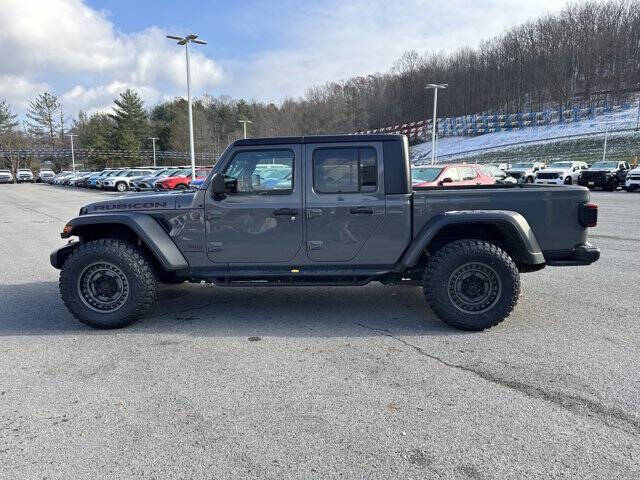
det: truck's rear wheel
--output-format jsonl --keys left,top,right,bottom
{"left": 423, "top": 240, "right": 520, "bottom": 331}
{"left": 59, "top": 239, "right": 158, "bottom": 329}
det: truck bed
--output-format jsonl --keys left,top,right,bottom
{"left": 412, "top": 184, "right": 590, "bottom": 256}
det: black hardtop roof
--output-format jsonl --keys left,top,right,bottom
{"left": 233, "top": 134, "right": 405, "bottom": 147}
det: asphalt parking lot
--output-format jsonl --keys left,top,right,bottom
{"left": 1, "top": 184, "right": 639, "bottom": 479}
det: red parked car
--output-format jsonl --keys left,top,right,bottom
{"left": 411, "top": 164, "right": 497, "bottom": 188}
{"left": 155, "top": 168, "right": 211, "bottom": 190}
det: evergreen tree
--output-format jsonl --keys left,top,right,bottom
{"left": 109, "top": 89, "right": 148, "bottom": 151}
{"left": 0, "top": 100, "right": 18, "bottom": 133}
{"left": 26, "top": 92, "right": 60, "bottom": 148}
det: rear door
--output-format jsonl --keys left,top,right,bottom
{"left": 304, "top": 142, "right": 386, "bottom": 262}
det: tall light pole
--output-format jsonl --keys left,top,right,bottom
{"left": 66, "top": 134, "right": 77, "bottom": 173}
{"left": 636, "top": 83, "right": 640, "bottom": 131}
{"left": 425, "top": 84, "right": 447, "bottom": 164}
{"left": 167, "top": 33, "right": 207, "bottom": 179}
{"left": 238, "top": 119, "right": 252, "bottom": 139}
{"left": 148, "top": 137, "right": 159, "bottom": 167}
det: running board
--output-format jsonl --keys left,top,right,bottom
{"left": 189, "top": 267, "right": 393, "bottom": 287}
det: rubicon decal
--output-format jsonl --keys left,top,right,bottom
{"left": 92, "top": 201, "right": 168, "bottom": 211}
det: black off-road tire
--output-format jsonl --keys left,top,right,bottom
{"left": 175, "top": 183, "right": 188, "bottom": 190}
{"left": 564, "top": 177, "right": 572, "bottom": 185}
{"left": 59, "top": 239, "right": 158, "bottom": 329}
{"left": 423, "top": 239, "right": 520, "bottom": 331}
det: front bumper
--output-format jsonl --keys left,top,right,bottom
{"left": 50, "top": 241, "right": 80, "bottom": 269}
{"left": 626, "top": 178, "right": 640, "bottom": 189}
{"left": 546, "top": 243, "right": 600, "bottom": 266}
{"left": 578, "top": 176, "right": 615, "bottom": 188}
{"left": 535, "top": 177, "right": 563, "bottom": 185}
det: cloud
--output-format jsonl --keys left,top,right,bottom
{"left": 0, "top": 0, "right": 223, "bottom": 117}
{"left": 0, "top": 75, "right": 50, "bottom": 112}
{"left": 218, "top": 0, "right": 569, "bottom": 101}
{"left": 0, "top": 0, "right": 584, "bottom": 116}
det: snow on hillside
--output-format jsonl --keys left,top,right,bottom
{"left": 410, "top": 105, "right": 639, "bottom": 163}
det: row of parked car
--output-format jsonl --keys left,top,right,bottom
{"left": 0, "top": 168, "right": 51, "bottom": 183}
{"left": 410, "top": 160, "right": 639, "bottom": 191}
{"left": 42, "top": 166, "right": 213, "bottom": 192}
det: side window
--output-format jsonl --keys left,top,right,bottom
{"left": 445, "top": 168, "right": 460, "bottom": 182}
{"left": 313, "top": 147, "right": 377, "bottom": 194}
{"left": 222, "top": 149, "right": 294, "bottom": 195}
{"left": 460, "top": 167, "right": 476, "bottom": 180}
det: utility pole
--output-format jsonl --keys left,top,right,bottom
{"left": 602, "top": 124, "right": 609, "bottom": 162}
{"left": 167, "top": 34, "right": 208, "bottom": 179}
{"left": 425, "top": 84, "right": 447, "bottom": 164}
{"left": 148, "top": 137, "right": 159, "bottom": 167}
{"left": 238, "top": 119, "right": 253, "bottom": 139}
{"left": 66, "top": 134, "right": 77, "bottom": 173}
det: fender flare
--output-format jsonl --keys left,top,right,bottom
{"left": 398, "top": 210, "right": 545, "bottom": 268}
{"left": 58, "top": 213, "right": 188, "bottom": 271}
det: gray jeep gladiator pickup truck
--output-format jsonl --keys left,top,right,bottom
{"left": 51, "top": 134, "right": 600, "bottom": 331}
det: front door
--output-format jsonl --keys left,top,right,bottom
{"left": 304, "top": 142, "right": 386, "bottom": 262}
{"left": 205, "top": 145, "right": 303, "bottom": 263}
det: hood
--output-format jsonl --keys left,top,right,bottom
{"left": 81, "top": 191, "right": 197, "bottom": 214}
{"left": 628, "top": 168, "right": 640, "bottom": 175}
{"left": 541, "top": 168, "right": 570, "bottom": 174}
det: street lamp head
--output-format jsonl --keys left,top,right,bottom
{"left": 167, "top": 34, "right": 207, "bottom": 45}
{"left": 425, "top": 83, "right": 448, "bottom": 89}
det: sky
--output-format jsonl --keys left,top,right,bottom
{"left": 0, "top": 0, "right": 576, "bottom": 120}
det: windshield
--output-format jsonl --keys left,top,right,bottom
{"left": 411, "top": 167, "right": 443, "bottom": 183}
{"left": 512, "top": 163, "right": 534, "bottom": 169}
{"left": 590, "top": 162, "right": 617, "bottom": 169}
{"left": 549, "top": 162, "right": 573, "bottom": 168}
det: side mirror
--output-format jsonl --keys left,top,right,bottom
{"left": 210, "top": 173, "right": 226, "bottom": 197}
{"left": 438, "top": 177, "right": 453, "bottom": 186}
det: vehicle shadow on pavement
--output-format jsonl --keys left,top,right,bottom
{"left": 0, "top": 281, "right": 465, "bottom": 337}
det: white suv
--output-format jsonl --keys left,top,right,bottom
{"left": 535, "top": 161, "right": 589, "bottom": 186}
{"left": 506, "top": 162, "right": 546, "bottom": 183}
{"left": 0, "top": 170, "right": 13, "bottom": 184}
{"left": 102, "top": 169, "right": 154, "bottom": 192}
{"left": 625, "top": 166, "right": 640, "bottom": 192}
{"left": 16, "top": 168, "right": 34, "bottom": 183}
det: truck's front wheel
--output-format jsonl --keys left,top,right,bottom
{"left": 59, "top": 239, "right": 158, "bottom": 329}
{"left": 423, "top": 240, "right": 520, "bottom": 331}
